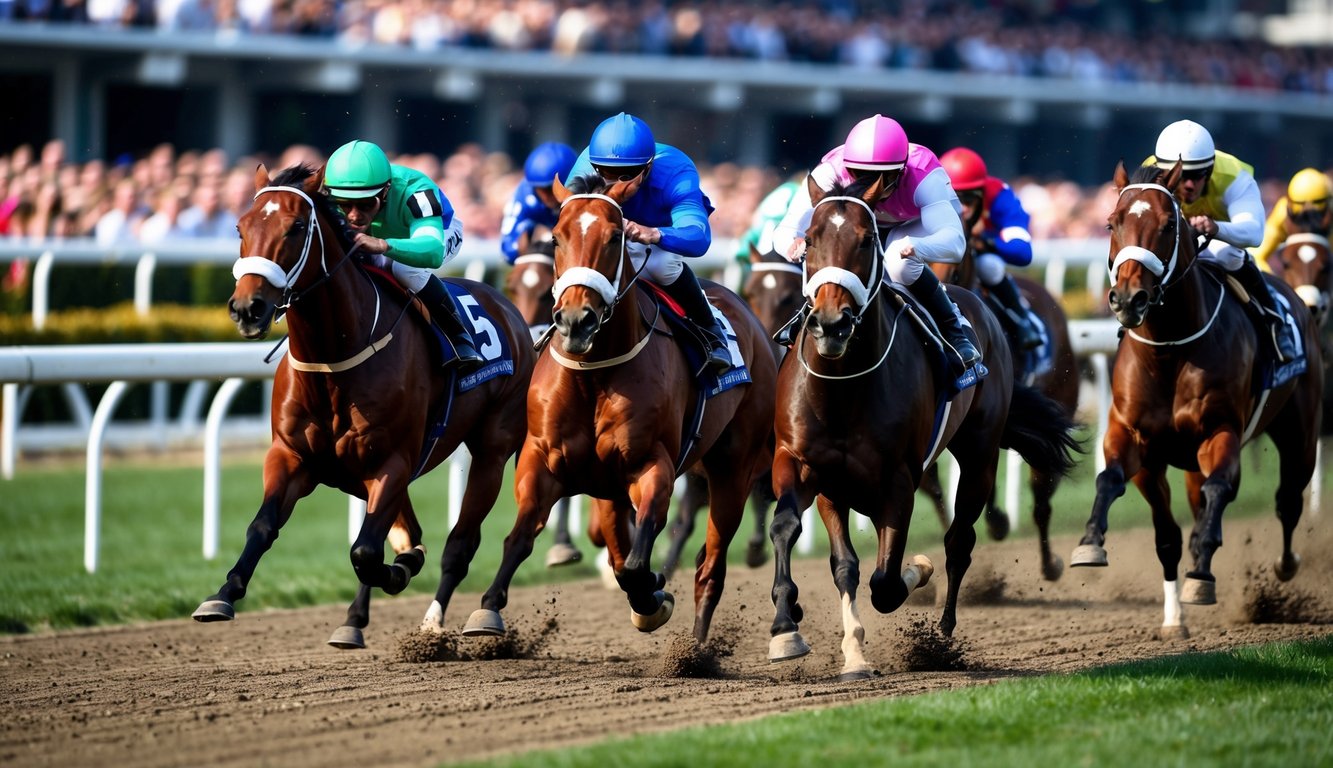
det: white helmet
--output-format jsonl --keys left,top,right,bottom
{"left": 1154, "top": 120, "right": 1215, "bottom": 171}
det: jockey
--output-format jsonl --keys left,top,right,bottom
{"left": 1253, "top": 167, "right": 1333, "bottom": 269}
{"left": 499, "top": 141, "right": 578, "bottom": 264}
{"left": 772, "top": 114, "right": 980, "bottom": 375}
{"left": 1145, "top": 119, "right": 1296, "bottom": 363}
{"left": 734, "top": 179, "right": 800, "bottom": 262}
{"left": 940, "top": 146, "right": 1042, "bottom": 350}
{"left": 322, "top": 139, "right": 482, "bottom": 369}
{"left": 566, "top": 112, "right": 732, "bottom": 375}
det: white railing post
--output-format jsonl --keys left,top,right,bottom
{"left": 1090, "top": 351, "right": 1111, "bottom": 473}
{"left": 1005, "top": 449, "right": 1021, "bottom": 529}
{"left": 448, "top": 446, "right": 471, "bottom": 529}
{"left": 134, "top": 252, "right": 156, "bottom": 317}
{"left": 203, "top": 377, "right": 247, "bottom": 560}
{"left": 85, "top": 380, "right": 131, "bottom": 573}
{"left": 348, "top": 497, "right": 366, "bottom": 544}
{"left": 32, "top": 250, "right": 54, "bottom": 331}
{"left": 2, "top": 382, "right": 17, "bottom": 480}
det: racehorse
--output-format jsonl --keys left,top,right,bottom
{"left": 1265, "top": 209, "right": 1333, "bottom": 433}
{"left": 192, "top": 163, "right": 535, "bottom": 648}
{"left": 767, "top": 176, "right": 1079, "bottom": 680}
{"left": 504, "top": 240, "right": 584, "bottom": 567}
{"left": 462, "top": 172, "right": 777, "bottom": 644}
{"left": 657, "top": 242, "right": 799, "bottom": 580}
{"left": 927, "top": 210, "right": 1081, "bottom": 581}
{"left": 1070, "top": 161, "right": 1322, "bottom": 639}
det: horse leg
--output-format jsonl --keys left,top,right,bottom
{"left": 868, "top": 467, "right": 930, "bottom": 617}
{"left": 1266, "top": 399, "right": 1317, "bottom": 582}
{"left": 661, "top": 471, "right": 708, "bottom": 583}
{"left": 421, "top": 445, "right": 508, "bottom": 633}
{"left": 1183, "top": 431, "right": 1241, "bottom": 605}
{"left": 350, "top": 465, "right": 425, "bottom": 596}
{"left": 464, "top": 452, "right": 562, "bottom": 637}
{"left": 331, "top": 504, "right": 425, "bottom": 649}
{"left": 1144, "top": 469, "right": 1187, "bottom": 639}
{"left": 621, "top": 459, "right": 676, "bottom": 632}
{"left": 193, "top": 448, "right": 314, "bottom": 622}
{"left": 768, "top": 448, "right": 814, "bottom": 662}
{"left": 690, "top": 466, "right": 746, "bottom": 644}
{"left": 918, "top": 463, "right": 951, "bottom": 530}
{"left": 1030, "top": 467, "right": 1064, "bottom": 581}
{"left": 745, "top": 471, "right": 774, "bottom": 569}
{"left": 816, "top": 497, "right": 874, "bottom": 681}
{"left": 544, "top": 497, "right": 583, "bottom": 568}
{"left": 938, "top": 448, "right": 993, "bottom": 637}
{"left": 1072, "top": 422, "right": 1141, "bottom": 567}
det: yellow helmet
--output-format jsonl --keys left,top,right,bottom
{"left": 1287, "top": 167, "right": 1332, "bottom": 213}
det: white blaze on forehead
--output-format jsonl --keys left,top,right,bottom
{"left": 829, "top": 212, "right": 846, "bottom": 228}
{"left": 578, "top": 211, "right": 599, "bottom": 235}
{"left": 1299, "top": 244, "right": 1319, "bottom": 264}
{"left": 1128, "top": 200, "right": 1153, "bottom": 218}
{"left": 521, "top": 269, "right": 542, "bottom": 288}
{"left": 262, "top": 200, "right": 280, "bottom": 217}
{"left": 762, "top": 274, "right": 778, "bottom": 290}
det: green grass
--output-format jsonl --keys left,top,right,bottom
{"left": 0, "top": 431, "right": 1322, "bottom": 633}
{"left": 462, "top": 636, "right": 1333, "bottom": 768}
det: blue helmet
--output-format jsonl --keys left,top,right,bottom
{"left": 588, "top": 113, "right": 656, "bottom": 167}
{"left": 523, "top": 141, "right": 577, "bottom": 187}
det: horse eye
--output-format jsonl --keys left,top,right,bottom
{"left": 287, "top": 220, "right": 306, "bottom": 237}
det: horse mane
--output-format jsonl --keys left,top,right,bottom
{"left": 826, "top": 177, "right": 878, "bottom": 201}
{"left": 1129, "top": 164, "right": 1163, "bottom": 185}
{"left": 269, "top": 164, "right": 356, "bottom": 252}
{"left": 565, "top": 173, "right": 610, "bottom": 196}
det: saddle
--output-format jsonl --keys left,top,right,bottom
{"left": 885, "top": 286, "right": 988, "bottom": 397}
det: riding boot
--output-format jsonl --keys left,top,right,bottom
{"left": 1232, "top": 258, "right": 1298, "bottom": 363}
{"left": 416, "top": 275, "right": 485, "bottom": 370}
{"left": 661, "top": 264, "right": 732, "bottom": 376}
{"left": 987, "top": 273, "right": 1042, "bottom": 350}
{"left": 908, "top": 268, "right": 981, "bottom": 374}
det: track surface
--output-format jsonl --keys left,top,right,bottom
{"left": 3, "top": 514, "right": 1330, "bottom": 767}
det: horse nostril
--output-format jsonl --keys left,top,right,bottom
{"left": 1107, "top": 291, "right": 1121, "bottom": 311}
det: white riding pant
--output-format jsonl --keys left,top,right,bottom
{"left": 365, "top": 254, "right": 433, "bottom": 293}
{"left": 629, "top": 241, "right": 685, "bottom": 286}
{"left": 975, "top": 252, "right": 1008, "bottom": 287}
{"left": 880, "top": 219, "right": 949, "bottom": 287}
{"left": 1200, "top": 241, "right": 1249, "bottom": 272}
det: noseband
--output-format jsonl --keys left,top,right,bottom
{"left": 1108, "top": 183, "right": 1183, "bottom": 308}
{"left": 803, "top": 195, "right": 885, "bottom": 324}
{"left": 551, "top": 192, "right": 642, "bottom": 320}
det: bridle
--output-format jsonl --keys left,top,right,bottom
{"left": 232, "top": 185, "right": 356, "bottom": 309}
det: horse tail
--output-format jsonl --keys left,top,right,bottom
{"left": 999, "top": 383, "right": 1084, "bottom": 478}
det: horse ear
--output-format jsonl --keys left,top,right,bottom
{"left": 748, "top": 241, "right": 764, "bottom": 264}
{"left": 253, "top": 164, "right": 271, "bottom": 193}
{"left": 553, "top": 173, "right": 571, "bottom": 205}
{"left": 805, "top": 173, "right": 825, "bottom": 205}
{"left": 611, "top": 170, "right": 646, "bottom": 201}
{"left": 307, "top": 164, "right": 326, "bottom": 195}
{"left": 1163, "top": 160, "right": 1183, "bottom": 193}
{"left": 1112, "top": 160, "right": 1129, "bottom": 190}
{"left": 861, "top": 174, "right": 886, "bottom": 205}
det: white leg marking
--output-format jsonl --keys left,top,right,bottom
{"left": 1162, "top": 579, "right": 1183, "bottom": 627}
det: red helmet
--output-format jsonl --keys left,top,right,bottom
{"left": 940, "top": 147, "right": 988, "bottom": 191}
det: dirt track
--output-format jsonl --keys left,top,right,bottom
{"left": 2, "top": 513, "right": 1330, "bottom": 768}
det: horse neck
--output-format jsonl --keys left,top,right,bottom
{"left": 1138, "top": 257, "right": 1225, "bottom": 352}
{"left": 283, "top": 239, "right": 381, "bottom": 362}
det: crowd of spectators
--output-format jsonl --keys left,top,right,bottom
{"left": 2, "top": 0, "right": 1331, "bottom": 96}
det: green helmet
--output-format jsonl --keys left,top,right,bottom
{"left": 324, "top": 140, "right": 391, "bottom": 198}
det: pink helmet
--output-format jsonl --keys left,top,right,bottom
{"left": 842, "top": 114, "right": 908, "bottom": 172}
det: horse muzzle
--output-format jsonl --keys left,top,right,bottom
{"left": 1107, "top": 286, "right": 1150, "bottom": 329}
{"left": 552, "top": 305, "right": 601, "bottom": 355}
{"left": 228, "top": 295, "right": 277, "bottom": 339}
{"left": 806, "top": 308, "right": 855, "bottom": 358}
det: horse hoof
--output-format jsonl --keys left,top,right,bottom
{"left": 1180, "top": 576, "right": 1217, "bottom": 605}
{"left": 192, "top": 600, "right": 235, "bottom": 622}
{"left": 903, "top": 554, "right": 934, "bottom": 591}
{"left": 745, "top": 541, "right": 768, "bottom": 569}
{"left": 1070, "top": 544, "right": 1108, "bottom": 567}
{"left": 545, "top": 543, "right": 583, "bottom": 568}
{"left": 419, "top": 600, "right": 445, "bottom": 633}
{"left": 462, "top": 609, "right": 506, "bottom": 637}
{"left": 838, "top": 665, "right": 875, "bottom": 682}
{"left": 768, "top": 631, "right": 811, "bottom": 662}
{"left": 1275, "top": 553, "right": 1301, "bottom": 582}
{"left": 1042, "top": 555, "right": 1065, "bottom": 582}
{"left": 630, "top": 591, "right": 674, "bottom": 633}
{"left": 327, "top": 626, "right": 366, "bottom": 650}
{"left": 1158, "top": 625, "right": 1190, "bottom": 641}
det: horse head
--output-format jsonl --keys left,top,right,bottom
{"left": 549, "top": 172, "right": 644, "bottom": 354}
{"left": 742, "top": 241, "right": 803, "bottom": 340}
{"left": 1274, "top": 207, "right": 1333, "bottom": 327}
{"left": 1106, "top": 160, "right": 1190, "bottom": 329}
{"left": 506, "top": 239, "right": 557, "bottom": 336}
{"left": 229, "top": 163, "right": 340, "bottom": 339}
{"left": 801, "top": 173, "right": 891, "bottom": 358}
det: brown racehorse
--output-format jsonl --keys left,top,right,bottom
{"left": 767, "top": 176, "right": 1079, "bottom": 680}
{"left": 192, "top": 164, "right": 535, "bottom": 648}
{"left": 1070, "top": 161, "right": 1322, "bottom": 639}
{"left": 462, "top": 172, "right": 777, "bottom": 644}
{"left": 927, "top": 214, "right": 1081, "bottom": 581}
{"left": 1265, "top": 209, "right": 1333, "bottom": 433}
{"left": 504, "top": 241, "right": 585, "bottom": 567}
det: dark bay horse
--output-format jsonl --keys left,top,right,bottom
{"left": 504, "top": 241, "right": 584, "bottom": 567}
{"left": 1266, "top": 212, "right": 1333, "bottom": 433}
{"left": 927, "top": 215, "right": 1081, "bottom": 581}
{"left": 1070, "top": 161, "right": 1322, "bottom": 639}
{"left": 462, "top": 172, "right": 777, "bottom": 644}
{"left": 193, "top": 164, "right": 535, "bottom": 648}
{"left": 768, "top": 176, "right": 1079, "bottom": 679}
